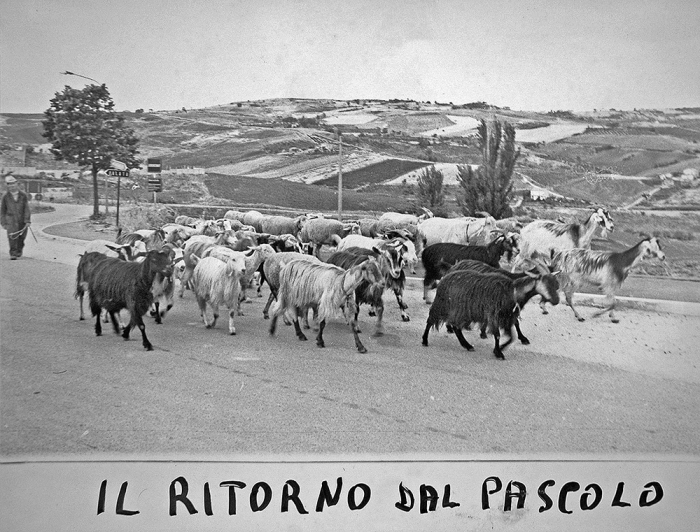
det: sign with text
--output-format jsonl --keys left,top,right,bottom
{"left": 105, "top": 169, "right": 129, "bottom": 178}
{"left": 1, "top": 457, "right": 697, "bottom": 531}
{"left": 147, "top": 158, "right": 162, "bottom": 173}
{"left": 147, "top": 177, "right": 163, "bottom": 192}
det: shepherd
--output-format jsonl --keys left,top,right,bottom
{"left": 1, "top": 175, "right": 32, "bottom": 260}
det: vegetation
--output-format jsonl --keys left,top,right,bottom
{"left": 456, "top": 119, "right": 519, "bottom": 219}
{"left": 42, "top": 84, "right": 140, "bottom": 219}
{"left": 415, "top": 165, "right": 447, "bottom": 216}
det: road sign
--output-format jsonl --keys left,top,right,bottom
{"left": 106, "top": 169, "right": 130, "bottom": 177}
{"left": 147, "top": 177, "right": 163, "bottom": 192}
{"left": 147, "top": 158, "right": 162, "bottom": 173}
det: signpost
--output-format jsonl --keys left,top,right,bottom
{"left": 106, "top": 167, "right": 130, "bottom": 228}
{"left": 147, "top": 158, "right": 163, "bottom": 204}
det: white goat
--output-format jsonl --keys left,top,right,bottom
{"left": 378, "top": 208, "right": 433, "bottom": 226}
{"left": 551, "top": 236, "right": 665, "bottom": 323}
{"left": 512, "top": 207, "right": 615, "bottom": 273}
{"left": 179, "top": 231, "right": 240, "bottom": 297}
{"left": 189, "top": 253, "right": 248, "bottom": 334}
{"left": 418, "top": 215, "right": 499, "bottom": 247}
{"left": 268, "top": 258, "right": 384, "bottom": 353}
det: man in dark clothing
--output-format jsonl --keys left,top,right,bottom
{"left": 1, "top": 175, "right": 32, "bottom": 260}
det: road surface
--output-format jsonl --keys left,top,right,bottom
{"left": 1, "top": 203, "right": 699, "bottom": 458}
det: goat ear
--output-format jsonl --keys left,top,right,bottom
{"left": 524, "top": 270, "right": 539, "bottom": 278}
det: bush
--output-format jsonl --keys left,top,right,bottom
{"left": 119, "top": 204, "right": 176, "bottom": 232}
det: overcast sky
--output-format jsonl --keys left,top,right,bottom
{"left": 1, "top": 0, "right": 699, "bottom": 114}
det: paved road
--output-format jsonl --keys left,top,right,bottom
{"left": 1, "top": 204, "right": 699, "bottom": 458}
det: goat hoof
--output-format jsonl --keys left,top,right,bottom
{"left": 229, "top": 331, "right": 236, "bottom": 335}
{"left": 372, "top": 331, "right": 384, "bottom": 338}
{"left": 480, "top": 333, "right": 488, "bottom": 339}
{"left": 145, "top": 345, "right": 153, "bottom": 351}
{"left": 494, "top": 352, "right": 505, "bottom": 360}
{"left": 520, "top": 338, "right": 530, "bottom": 345}
{"left": 357, "top": 347, "right": 367, "bottom": 354}
{"left": 577, "top": 317, "right": 585, "bottom": 322}
{"left": 541, "top": 310, "right": 549, "bottom": 315}
{"left": 611, "top": 318, "right": 620, "bottom": 324}
{"left": 205, "top": 324, "right": 214, "bottom": 329}
{"left": 297, "top": 334, "right": 308, "bottom": 341}
{"left": 401, "top": 315, "right": 410, "bottom": 322}
{"left": 368, "top": 311, "right": 376, "bottom": 317}
{"left": 316, "top": 340, "right": 325, "bottom": 348}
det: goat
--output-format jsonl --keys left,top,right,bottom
{"left": 261, "top": 214, "right": 306, "bottom": 237}
{"left": 75, "top": 252, "right": 111, "bottom": 321}
{"left": 328, "top": 244, "right": 410, "bottom": 323}
{"left": 336, "top": 233, "right": 419, "bottom": 274}
{"left": 269, "top": 259, "right": 384, "bottom": 353}
{"left": 421, "top": 235, "right": 517, "bottom": 302}
{"left": 83, "top": 239, "right": 146, "bottom": 261}
{"left": 189, "top": 252, "right": 248, "bottom": 334}
{"left": 260, "top": 252, "right": 321, "bottom": 323}
{"left": 87, "top": 250, "right": 174, "bottom": 350}
{"left": 326, "top": 247, "right": 400, "bottom": 336}
{"left": 512, "top": 207, "right": 615, "bottom": 272}
{"left": 421, "top": 268, "right": 560, "bottom": 359}
{"left": 446, "top": 258, "right": 558, "bottom": 345}
{"left": 378, "top": 208, "right": 433, "bottom": 226}
{"left": 299, "top": 218, "right": 360, "bottom": 258}
{"left": 417, "top": 214, "right": 498, "bottom": 247}
{"left": 550, "top": 236, "right": 666, "bottom": 323}
{"left": 241, "top": 210, "right": 267, "bottom": 232}
{"left": 147, "top": 243, "right": 182, "bottom": 324}
{"left": 178, "top": 231, "right": 240, "bottom": 297}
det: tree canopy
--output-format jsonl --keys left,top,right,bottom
{"left": 456, "top": 119, "right": 519, "bottom": 219}
{"left": 42, "top": 84, "right": 140, "bottom": 218}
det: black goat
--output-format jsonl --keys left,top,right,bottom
{"left": 330, "top": 244, "right": 410, "bottom": 322}
{"left": 421, "top": 235, "right": 516, "bottom": 302}
{"left": 87, "top": 250, "right": 174, "bottom": 351}
{"left": 325, "top": 246, "right": 396, "bottom": 336}
{"left": 421, "top": 268, "right": 560, "bottom": 359}
{"left": 75, "top": 252, "right": 111, "bottom": 321}
{"left": 446, "top": 259, "right": 556, "bottom": 345}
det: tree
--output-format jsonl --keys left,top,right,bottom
{"left": 415, "top": 165, "right": 446, "bottom": 214}
{"left": 43, "top": 84, "right": 140, "bottom": 218}
{"left": 456, "top": 118, "right": 519, "bottom": 219}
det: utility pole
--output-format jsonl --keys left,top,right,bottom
{"left": 337, "top": 131, "right": 343, "bottom": 221}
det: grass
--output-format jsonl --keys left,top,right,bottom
{"left": 314, "top": 159, "right": 430, "bottom": 188}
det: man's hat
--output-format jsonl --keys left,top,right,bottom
{"left": 5, "top": 175, "right": 17, "bottom": 184}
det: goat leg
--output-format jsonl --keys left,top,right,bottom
{"left": 421, "top": 321, "right": 432, "bottom": 346}
{"left": 315, "top": 319, "right": 325, "bottom": 347}
{"left": 227, "top": 309, "right": 237, "bottom": 335}
{"left": 565, "top": 290, "right": 585, "bottom": 321}
{"left": 109, "top": 311, "right": 121, "bottom": 335}
{"left": 262, "top": 292, "right": 276, "bottom": 319}
{"left": 454, "top": 328, "right": 475, "bottom": 351}
{"left": 539, "top": 296, "right": 549, "bottom": 315}
{"left": 514, "top": 318, "right": 530, "bottom": 345}
{"left": 94, "top": 312, "right": 102, "bottom": 337}
{"left": 293, "top": 319, "right": 308, "bottom": 341}
{"left": 349, "top": 320, "right": 367, "bottom": 353}
{"left": 492, "top": 328, "right": 506, "bottom": 360}
{"left": 133, "top": 316, "right": 153, "bottom": 351}
{"left": 394, "top": 289, "right": 410, "bottom": 321}
{"left": 372, "top": 300, "right": 385, "bottom": 337}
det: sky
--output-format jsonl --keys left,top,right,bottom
{"left": 1, "top": 0, "right": 699, "bottom": 114}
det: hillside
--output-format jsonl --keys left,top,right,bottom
{"left": 2, "top": 100, "right": 700, "bottom": 210}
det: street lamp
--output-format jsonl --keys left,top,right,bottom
{"left": 60, "top": 71, "right": 100, "bottom": 83}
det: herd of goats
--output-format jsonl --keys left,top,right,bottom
{"left": 74, "top": 206, "right": 666, "bottom": 359}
